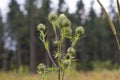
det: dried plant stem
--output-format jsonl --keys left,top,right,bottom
{"left": 97, "top": 0, "right": 120, "bottom": 50}
{"left": 115, "top": 35, "right": 120, "bottom": 50}
{"left": 116, "top": 0, "right": 120, "bottom": 23}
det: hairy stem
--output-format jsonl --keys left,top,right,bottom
{"left": 42, "top": 40, "right": 57, "bottom": 67}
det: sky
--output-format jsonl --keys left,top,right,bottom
{"left": 0, "top": 0, "right": 117, "bottom": 22}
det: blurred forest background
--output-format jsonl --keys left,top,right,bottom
{"left": 0, "top": 0, "right": 120, "bottom": 73}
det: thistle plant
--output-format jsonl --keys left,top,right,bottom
{"left": 37, "top": 13, "right": 85, "bottom": 80}
{"left": 97, "top": 0, "right": 120, "bottom": 50}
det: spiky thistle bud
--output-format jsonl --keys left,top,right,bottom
{"left": 75, "top": 26, "right": 85, "bottom": 36}
{"left": 37, "top": 63, "right": 46, "bottom": 73}
{"left": 48, "top": 13, "right": 57, "bottom": 23}
{"left": 62, "top": 59, "right": 71, "bottom": 68}
{"left": 62, "top": 19, "right": 71, "bottom": 27}
{"left": 67, "top": 47, "right": 75, "bottom": 54}
{"left": 56, "top": 14, "right": 71, "bottom": 28}
{"left": 37, "top": 23, "right": 46, "bottom": 31}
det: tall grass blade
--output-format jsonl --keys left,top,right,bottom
{"left": 116, "top": 0, "right": 120, "bottom": 23}
{"left": 97, "top": 0, "right": 120, "bottom": 50}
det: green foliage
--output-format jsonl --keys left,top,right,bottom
{"left": 5, "top": 0, "right": 27, "bottom": 70}
{"left": 37, "top": 13, "right": 85, "bottom": 80}
{"left": 91, "top": 60, "right": 118, "bottom": 71}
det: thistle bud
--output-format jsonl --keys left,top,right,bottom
{"left": 48, "top": 13, "right": 57, "bottom": 23}
{"left": 63, "top": 59, "right": 71, "bottom": 68}
{"left": 58, "top": 14, "right": 67, "bottom": 19}
{"left": 56, "top": 14, "right": 69, "bottom": 28}
{"left": 62, "top": 19, "right": 71, "bottom": 27}
{"left": 37, "top": 63, "right": 46, "bottom": 73}
{"left": 37, "top": 23, "right": 46, "bottom": 31}
{"left": 75, "top": 26, "right": 85, "bottom": 36}
{"left": 67, "top": 47, "right": 75, "bottom": 54}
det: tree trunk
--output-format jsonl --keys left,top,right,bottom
{"left": 17, "top": 40, "right": 22, "bottom": 68}
{"left": 30, "top": 14, "right": 36, "bottom": 73}
{"left": 45, "top": 52, "right": 50, "bottom": 66}
{"left": 2, "top": 49, "right": 8, "bottom": 70}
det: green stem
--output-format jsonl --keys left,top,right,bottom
{"left": 53, "top": 25, "right": 59, "bottom": 41}
{"left": 71, "top": 34, "right": 80, "bottom": 47}
{"left": 42, "top": 33, "right": 57, "bottom": 67}
{"left": 46, "top": 48, "right": 57, "bottom": 67}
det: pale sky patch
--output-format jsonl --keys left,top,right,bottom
{"left": 0, "top": 0, "right": 117, "bottom": 22}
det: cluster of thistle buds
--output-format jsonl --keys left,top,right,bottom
{"left": 37, "top": 13, "right": 85, "bottom": 76}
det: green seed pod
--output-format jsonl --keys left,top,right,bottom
{"left": 75, "top": 26, "right": 85, "bottom": 36}
{"left": 67, "top": 47, "right": 75, "bottom": 54}
{"left": 56, "top": 14, "right": 68, "bottom": 28}
{"left": 62, "top": 19, "right": 71, "bottom": 27}
{"left": 37, "top": 23, "right": 46, "bottom": 31}
{"left": 37, "top": 63, "right": 46, "bottom": 73}
{"left": 48, "top": 13, "right": 57, "bottom": 23}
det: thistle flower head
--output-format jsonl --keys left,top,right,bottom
{"left": 37, "top": 63, "right": 46, "bottom": 73}
{"left": 62, "top": 59, "right": 71, "bottom": 68}
{"left": 67, "top": 47, "right": 75, "bottom": 54}
{"left": 75, "top": 26, "right": 85, "bottom": 36}
{"left": 48, "top": 13, "right": 57, "bottom": 23}
{"left": 37, "top": 23, "right": 46, "bottom": 31}
{"left": 56, "top": 14, "right": 71, "bottom": 28}
{"left": 62, "top": 19, "right": 71, "bottom": 27}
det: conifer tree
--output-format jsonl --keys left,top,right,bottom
{"left": 75, "top": 0, "right": 85, "bottom": 25}
{"left": 84, "top": 0, "right": 98, "bottom": 67}
{"left": 57, "top": 0, "right": 65, "bottom": 14}
{"left": 7, "top": 0, "right": 25, "bottom": 69}
{"left": 38, "top": 0, "right": 52, "bottom": 66}
{"left": 0, "top": 10, "right": 4, "bottom": 69}
{"left": 25, "top": 0, "right": 38, "bottom": 72}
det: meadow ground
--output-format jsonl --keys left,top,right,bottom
{"left": 0, "top": 70, "right": 120, "bottom": 80}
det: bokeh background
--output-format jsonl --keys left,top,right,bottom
{"left": 0, "top": 0, "right": 120, "bottom": 73}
